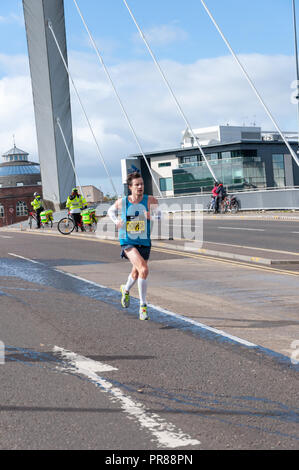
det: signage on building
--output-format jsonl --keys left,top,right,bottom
{"left": 121, "top": 158, "right": 141, "bottom": 183}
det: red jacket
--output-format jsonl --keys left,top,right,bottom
{"left": 212, "top": 186, "right": 218, "bottom": 197}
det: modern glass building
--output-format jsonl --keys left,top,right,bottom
{"left": 123, "top": 126, "right": 299, "bottom": 197}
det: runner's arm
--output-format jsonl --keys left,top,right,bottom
{"left": 107, "top": 199, "right": 123, "bottom": 228}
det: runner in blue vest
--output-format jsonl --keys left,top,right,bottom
{"left": 108, "top": 172, "right": 158, "bottom": 320}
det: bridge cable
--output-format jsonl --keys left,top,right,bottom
{"left": 200, "top": 0, "right": 299, "bottom": 168}
{"left": 122, "top": 0, "right": 218, "bottom": 182}
{"left": 292, "top": 0, "right": 299, "bottom": 152}
{"left": 56, "top": 117, "right": 84, "bottom": 195}
{"left": 47, "top": 21, "right": 118, "bottom": 196}
{"left": 72, "top": 0, "right": 163, "bottom": 197}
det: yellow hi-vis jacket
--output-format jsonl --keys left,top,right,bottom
{"left": 31, "top": 197, "right": 43, "bottom": 211}
{"left": 66, "top": 194, "right": 87, "bottom": 213}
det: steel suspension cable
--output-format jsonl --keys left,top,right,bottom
{"left": 122, "top": 0, "right": 218, "bottom": 182}
{"left": 47, "top": 21, "right": 118, "bottom": 196}
{"left": 200, "top": 0, "right": 299, "bottom": 167}
{"left": 56, "top": 117, "right": 84, "bottom": 195}
{"left": 72, "top": 0, "right": 163, "bottom": 197}
{"left": 292, "top": 0, "right": 299, "bottom": 151}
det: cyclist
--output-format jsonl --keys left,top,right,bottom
{"left": 66, "top": 188, "right": 87, "bottom": 232}
{"left": 108, "top": 172, "right": 159, "bottom": 321}
{"left": 31, "top": 192, "right": 44, "bottom": 229}
{"left": 211, "top": 181, "right": 218, "bottom": 211}
{"left": 214, "top": 182, "right": 227, "bottom": 214}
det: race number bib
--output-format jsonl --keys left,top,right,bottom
{"left": 126, "top": 220, "right": 145, "bottom": 233}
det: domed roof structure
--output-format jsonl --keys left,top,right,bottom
{"left": 0, "top": 144, "right": 41, "bottom": 187}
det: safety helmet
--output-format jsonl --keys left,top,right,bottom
{"left": 72, "top": 188, "right": 78, "bottom": 193}
{"left": 33, "top": 192, "right": 39, "bottom": 197}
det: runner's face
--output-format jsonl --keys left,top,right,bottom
{"left": 130, "top": 178, "right": 144, "bottom": 198}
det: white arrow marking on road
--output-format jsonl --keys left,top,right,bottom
{"left": 54, "top": 346, "right": 201, "bottom": 449}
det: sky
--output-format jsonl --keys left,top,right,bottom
{"left": 0, "top": 0, "right": 299, "bottom": 195}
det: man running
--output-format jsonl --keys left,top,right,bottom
{"left": 108, "top": 172, "right": 158, "bottom": 320}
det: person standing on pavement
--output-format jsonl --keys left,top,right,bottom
{"left": 31, "top": 192, "right": 44, "bottom": 229}
{"left": 66, "top": 188, "right": 87, "bottom": 232}
{"left": 211, "top": 181, "right": 218, "bottom": 211}
{"left": 107, "top": 172, "right": 159, "bottom": 320}
{"left": 214, "top": 182, "right": 226, "bottom": 214}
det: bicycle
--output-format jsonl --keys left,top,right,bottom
{"left": 40, "top": 210, "right": 54, "bottom": 228}
{"left": 206, "top": 196, "right": 216, "bottom": 213}
{"left": 81, "top": 208, "right": 98, "bottom": 232}
{"left": 28, "top": 211, "right": 37, "bottom": 229}
{"left": 57, "top": 211, "right": 87, "bottom": 235}
{"left": 220, "top": 195, "right": 241, "bottom": 213}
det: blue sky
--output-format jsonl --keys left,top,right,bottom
{"left": 0, "top": 0, "right": 299, "bottom": 194}
{"left": 0, "top": 0, "right": 294, "bottom": 59}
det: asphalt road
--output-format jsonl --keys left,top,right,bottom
{"left": 204, "top": 219, "right": 299, "bottom": 252}
{"left": 0, "top": 231, "right": 298, "bottom": 451}
{"left": 179, "top": 217, "right": 299, "bottom": 253}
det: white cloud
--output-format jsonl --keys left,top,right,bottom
{"left": 133, "top": 23, "right": 189, "bottom": 47}
{"left": 0, "top": 13, "right": 24, "bottom": 26}
{"left": 0, "top": 51, "right": 297, "bottom": 195}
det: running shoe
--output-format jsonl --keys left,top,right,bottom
{"left": 139, "top": 304, "right": 149, "bottom": 321}
{"left": 120, "top": 285, "right": 130, "bottom": 308}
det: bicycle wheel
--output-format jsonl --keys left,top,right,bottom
{"left": 230, "top": 201, "right": 240, "bottom": 214}
{"left": 28, "top": 216, "right": 33, "bottom": 229}
{"left": 57, "top": 217, "right": 75, "bottom": 235}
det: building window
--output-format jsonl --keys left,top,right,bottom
{"left": 16, "top": 182, "right": 24, "bottom": 186}
{"left": 180, "top": 155, "right": 199, "bottom": 164}
{"left": 16, "top": 201, "right": 28, "bottom": 217}
{"left": 208, "top": 153, "right": 218, "bottom": 160}
{"left": 159, "top": 177, "right": 173, "bottom": 192}
{"left": 0, "top": 204, "right": 4, "bottom": 218}
{"left": 272, "top": 154, "right": 285, "bottom": 187}
{"left": 158, "top": 162, "right": 171, "bottom": 168}
{"left": 221, "top": 151, "right": 231, "bottom": 160}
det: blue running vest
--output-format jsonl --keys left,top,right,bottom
{"left": 119, "top": 195, "right": 151, "bottom": 247}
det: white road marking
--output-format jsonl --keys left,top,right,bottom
{"left": 0, "top": 235, "right": 13, "bottom": 238}
{"left": 8, "top": 253, "right": 42, "bottom": 264}
{"left": 54, "top": 346, "right": 200, "bottom": 449}
{"left": 217, "top": 226, "right": 265, "bottom": 231}
{"left": 7, "top": 253, "right": 257, "bottom": 349}
{"left": 147, "top": 304, "right": 256, "bottom": 348}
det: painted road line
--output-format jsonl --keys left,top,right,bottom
{"left": 0, "top": 235, "right": 13, "bottom": 238}
{"left": 53, "top": 346, "right": 200, "bottom": 449}
{"left": 7, "top": 253, "right": 43, "bottom": 264}
{"left": 217, "top": 227, "right": 265, "bottom": 231}
{"left": 151, "top": 246, "right": 299, "bottom": 277}
{"left": 7, "top": 252, "right": 256, "bottom": 349}
{"left": 6, "top": 252, "right": 298, "bottom": 366}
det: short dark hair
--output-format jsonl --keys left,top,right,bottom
{"left": 127, "top": 172, "right": 142, "bottom": 186}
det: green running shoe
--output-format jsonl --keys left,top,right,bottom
{"left": 120, "top": 285, "right": 130, "bottom": 308}
{"left": 139, "top": 304, "right": 149, "bottom": 321}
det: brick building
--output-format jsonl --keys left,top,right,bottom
{"left": 0, "top": 144, "right": 42, "bottom": 227}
